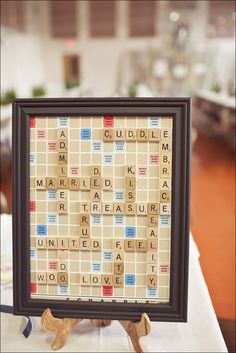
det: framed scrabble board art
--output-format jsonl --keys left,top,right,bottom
{"left": 13, "top": 98, "right": 191, "bottom": 322}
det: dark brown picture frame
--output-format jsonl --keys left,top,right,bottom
{"left": 12, "top": 98, "right": 191, "bottom": 322}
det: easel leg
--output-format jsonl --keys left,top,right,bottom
{"left": 119, "top": 313, "right": 151, "bottom": 353}
{"left": 41, "top": 308, "right": 81, "bottom": 350}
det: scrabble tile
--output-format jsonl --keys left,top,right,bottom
{"left": 148, "top": 128, "right": 160, "bottom": 142}
{"left": 58, "top": 190, "right": 68, "bottom": 200}
{"left": 79, "top": 226, "right": 90, "bottom": 237}
{"left": 125, "top": 191, "right": 136, "bottom": 203}
{"left": 90, "top": 190, "right": 102, "bottom": 202}
{"left": 147, "top": 251, "right": 157, "bottom": 263}
{"left": 113, "top": 275, "right": 124, "bottom": 287}
{"left": 113, "top": 239, "right": 124, "bottom": 250}
{"left": 114, "top": 128, "right": 125, "bottom": 141}
{"left": 35, "top": 177, "right": 46, "bottom": 190}
{"left": 146, "top": 275, "right": 157, "bottom": 288}
{"left": 57, "top": 272, "right": 68, "bottom": 285}
{"left": 46, "top": 177, "right": 57, "bottom": 190}
{"left": 114, "top": 262, "right": 124, "bottom": 275}
{"left": 136, "top": 239, "right": 147, "bottom": 252}
{"left": 91, "top": 239, "right": 101, "bottom": 251}
{"left": 69, "top": 238, "right": 79, "bottom": 250}
{"left": 36, "top": 272, "right": 47, "bottom": 284}
{"left": 80, "top": 177, "right": 90, "bottom": 190}
{"left": 57, "top": 128, "right": 68, "bottom": 140}
{"left": 91, "top": 274, "right": 101, "bottom": 286}
{"left": 160, "top": 203, "right": 171, "bottom": 215}
{"left": 58, "top": 237, "right": 69, "bottom": 249}
{"left": 125, "top": 177, "right": 136, "bottom": 190}
{"left": 124, "top": 165, "right": 136, "bottom": 177}
{"left": 36, "top": 237, "right": 47, "bottom": 249}
{"left": 136, "top": 203, "right": 147, "bottom": 215}
{"left": 137, "top": 129, "right": 148, "bottom": 141}
{"left": 47, "top": 272, "right": 58, "bottom": 284}
{"left": 90, "top": 177, "right": 101, "bottom": 189}
{"left": 57, "top": 201, "right": 68, "bottom": 214}
{"left": 102, "top": 274, "right": 113, "bottom": 286}
{"left": 80, "top": 274, "right": 91, "bottom": 285}
{"left": 47, "top": 237, "right": 58, "bottom": 249}
{"left": 102, "top": 202, "right": 113, "bottom": 214}
{"left": 103, "top": 177, "right": 113, "bottom": 190}
{"left": 161, "top": 141, "right": 172, "bottom": 152}
{"left": 91, "top": 165, "right": 101, "bottom": 176}
{"left": 125, "top": 203, "right": 136, "bottom": 215}
{"left": 57, "top": 165, "right": 67, "bottom": 177}
{"left": 147, "top": 239, "right": 158, "bottom": 251}
{"left": 113, "top": 251, "right": 124, "bottom": 262}
{"left": 126, "top": 129, "right": 136, "bottom": 141}
{"left": 113, "top": 203, "right": 125, "bottom": 214}
{"left": 147, "top": 227, "right": 158, "bottom": 238}
{"left": 69, "top": 177, "right": 80, "bottom": 190}
{"left": 79, "top": 202, "right": 90, "bottom": 214}
{"left": 58, "top": 140, "right": 68, "bottom": 152}
{"left": 79, "top": 238, "right": 90, "bottom": 250}
{"left": 79, "top": 214, "right": 90, "bottom": 226}
{"left": 91, "top": 202, "right": 102, "bottom": 214}
{"left": 147, "top": 214, "right": 158, "bottom": 226}
{"left": 57, "top": 177, "right": 68, "bottom": 189}
{"left": 59, "top": 261, "right": 68, "bottom": 271}
{"left": 124, "top": 239, "right": 136, "bottom": 252}
{"left": 160, "top": 190, "right": 171, "bottom": 203}
{"left": 160, "top": 165, "right": 171, "bottom": 178}
{"left": 160, "top": 152, "right": 172, "bottom": 165}
{"left": 58, "top": 152, "right": 68, "bottom": 165}
{"left": 160, "top": 178, "right": 171, "bottom": 190}
{"left": 161, "top": 129, "right": 171, "bottom": 140}
{"left": 147, "top": 203, "right": 159, "bottom": 215}
{"left": 103, "top": 129, "right": 114, "bottom": 141}
{"left": 146, "top": 263, "right": 157, "bottom": 274}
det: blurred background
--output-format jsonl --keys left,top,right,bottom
{"left": 0, "top": 0, "right": 235, "bottom": 351}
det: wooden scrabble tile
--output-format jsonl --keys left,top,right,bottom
{"left": 147, "top": 239, "right": 158, "bottom": 251}
{"left": 69, "top": 177, "right": 80, "bottom": 190}
{"left": 91, "top": 239, "right": 101, "bottom": 251}
{"left": 113, "top": 251, "right": 124, "bottom": 262}
{"left": 90, "top": 177, "right": 101, "bottom": 189}
{"left": 90, "top": 190, "right": 102, "bottom": 202}
{"left": 148, "top": 128, "right": 160, "bottom": 142}
{"left": 91, "top": 274, "right": 101, "bottom": 286}
{"left": 160, "top": 152, "right": 172, "bottom": 165}
{"left": 160, "top": 190, "right": 171, "bottom": 203}
{"left": 47, "top": 237, "right": 58, "bottom": 249}
{"left": 161, "top": 129, "right": 171, "bottom": 140}
{"left": 58, "top": 237, "right": 69, "bottom": 249}
{"left": 58, "top": 139, "right": 68, "bottom": 152}
{"left": 36, "top": 272, "right": 47, "bottom": 284}
{"left": 160, "top": 203, "right": 171, "bottom": 215}
{"left": 113, "top": 203, "right": 125, "bottom": 214}
{"left": 124, "top": 239, "right": 136, "bottom": 252}
{"left": 57, "top": 201, "right": 68, "bottom": 214}
{"left": 79, "top": 214, "right": 90, "bottom": 226}
{"left": 79, "top": 226, "right": 90, "bottom": 237}
{"left": 136, "top": 239, "right": 148, "bottom": 252}
{"left": 91, "top": 202, "right": 102, "bottom": 214}
{"left": 137, "top": 128, "right": 148, "bottom": 141}
{"left": 113, "top": 275, "right": 124, "bottom": 287}
{"left": 126, "top": 129, "right": 136, "bottom": 141}
{"left": 46, "top": 177, "right": 57, "bottom": 190}
{"left": 114, "top": 128, "right": 125, "bottom": 141}
{"left": 91, "top": 165, "right": 101, "bottom": 176}
{"left": 147, "top": 203, "right": 159, "bottom": 215}
{"left": 160, "top": 178, "right": 171, "bottom": 190}
{"left": 57, "top": 165, "right": 67, "bottom": 177}
{"left": 79, "top": 202, "right": 90, "bottom": 214}
{"left": 147, "top": 214, "right": 158, "bottom": 226}
{"left": 125, "top": 177, "right": 136, "bottom": 190}
{"left": 69, "top": 238, "right": 79, "bottom": 250}
{"left": 114, "top": 262, "right": 124, "bottom": 275}
{"left": 146, "top": 227, "right": 158, "bottom": 238}
{"left": 113, "top": 239, "right": 124, "bottom": 250}
{"left": 57, "top": 272, "right": 68, "bottom": 285}
{"left": 57, "top": 128, "right": 68, "bottom": 140}
{"left": 58, "top": 152, "right": 68, "bottom": 165}
{"left": 160, "top": 165, "right": 171, "bottom": 178}
{"left": 47, "top": 272, "right": 58, "bottom": 284}
{"left": 102, "top": 202, "right": 113, "bottom": 214}
{"left": 79, "top": 238, "right": 90, "bottom": 250}
{"left": 161, "top": 141, "right": 172, "bottom": 152}
{"left": 146, "top": 263, "right": 157, "bottom": 275}
{"left": 103, "top": 129, "right": 114, "bottom": 141}
{"left": 103, "top": 177, "right": 113, "bottom": 191}
{"left": 59, "top": 261, "right": 68, "bottom": 272}
{"left": 36, "top": 237, "right": 47, "bottom": 249}
{"left": 136, "top": 203, "right": 147, "bottom": 216}
{"left": 58, "top": 190, "right": 68, "bottom": 200}
{"left": 35, "top": 177, "right": 46, "bottom": 190}
{"left": 80, "top": 177, "right": 90, "bottom": 190}
{"left": 147, "top": 251, "right": 157, "bottom": 263}
{"left": 146, "top": 275, "right": 157, "bottom": 288}
{"left": 124, "top": 165, "right": 136, "bottom": 177}
{"left": 102, "top": 274, "right": 113, "bottom": 286}
{"left": 57, "top": 177, "right": 68, "bottom": 189}
{"left": 80, "top": 274, "right": 91, "bottom": 286}
{"left": 125, "top": 190, "right": 136, "bottom": 203}
{"left": 125, "top": 203, "right": 136, "bottom": 215}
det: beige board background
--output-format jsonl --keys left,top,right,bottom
{"left": 30, "top": 116, "right": 172, "bottom": 303}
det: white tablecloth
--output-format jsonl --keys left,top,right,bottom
{"left": 1, "top": 214, "right": 227, "bottom": 352}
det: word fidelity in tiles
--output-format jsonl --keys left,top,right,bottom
{"left": 29, "top": 116, "right": 172, "bottom": 303}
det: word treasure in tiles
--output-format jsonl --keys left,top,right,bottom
{"left": 30, "top": 116, "right": 172, "bottom": 303}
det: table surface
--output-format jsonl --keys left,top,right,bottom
{"left": 1, "top": 214, "right": 227, "bottom": 352}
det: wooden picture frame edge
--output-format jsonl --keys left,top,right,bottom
{"left": 12, "top": 97, "right": 191, "bottom": 322}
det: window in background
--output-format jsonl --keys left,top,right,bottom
{"left": 208, "top": 0, "right": 235, "bottom": 37}
{"left": 64, "top": 55, "right": 80, "bottom": 88}
{"left": 0, "top": 0, "right": 25, "bottom": 32}
{"left": 128, "top": 0, "right": 156, "bottom": 37}
{"left": 50, "top": 0, "right": 77, "bottom": 38}
{"left": 89, "top": 0, "right": 116, "bottom": 37}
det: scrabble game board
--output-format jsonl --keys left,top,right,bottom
{"left": 29, "top": 115, "right": 172, "bottom": 304}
